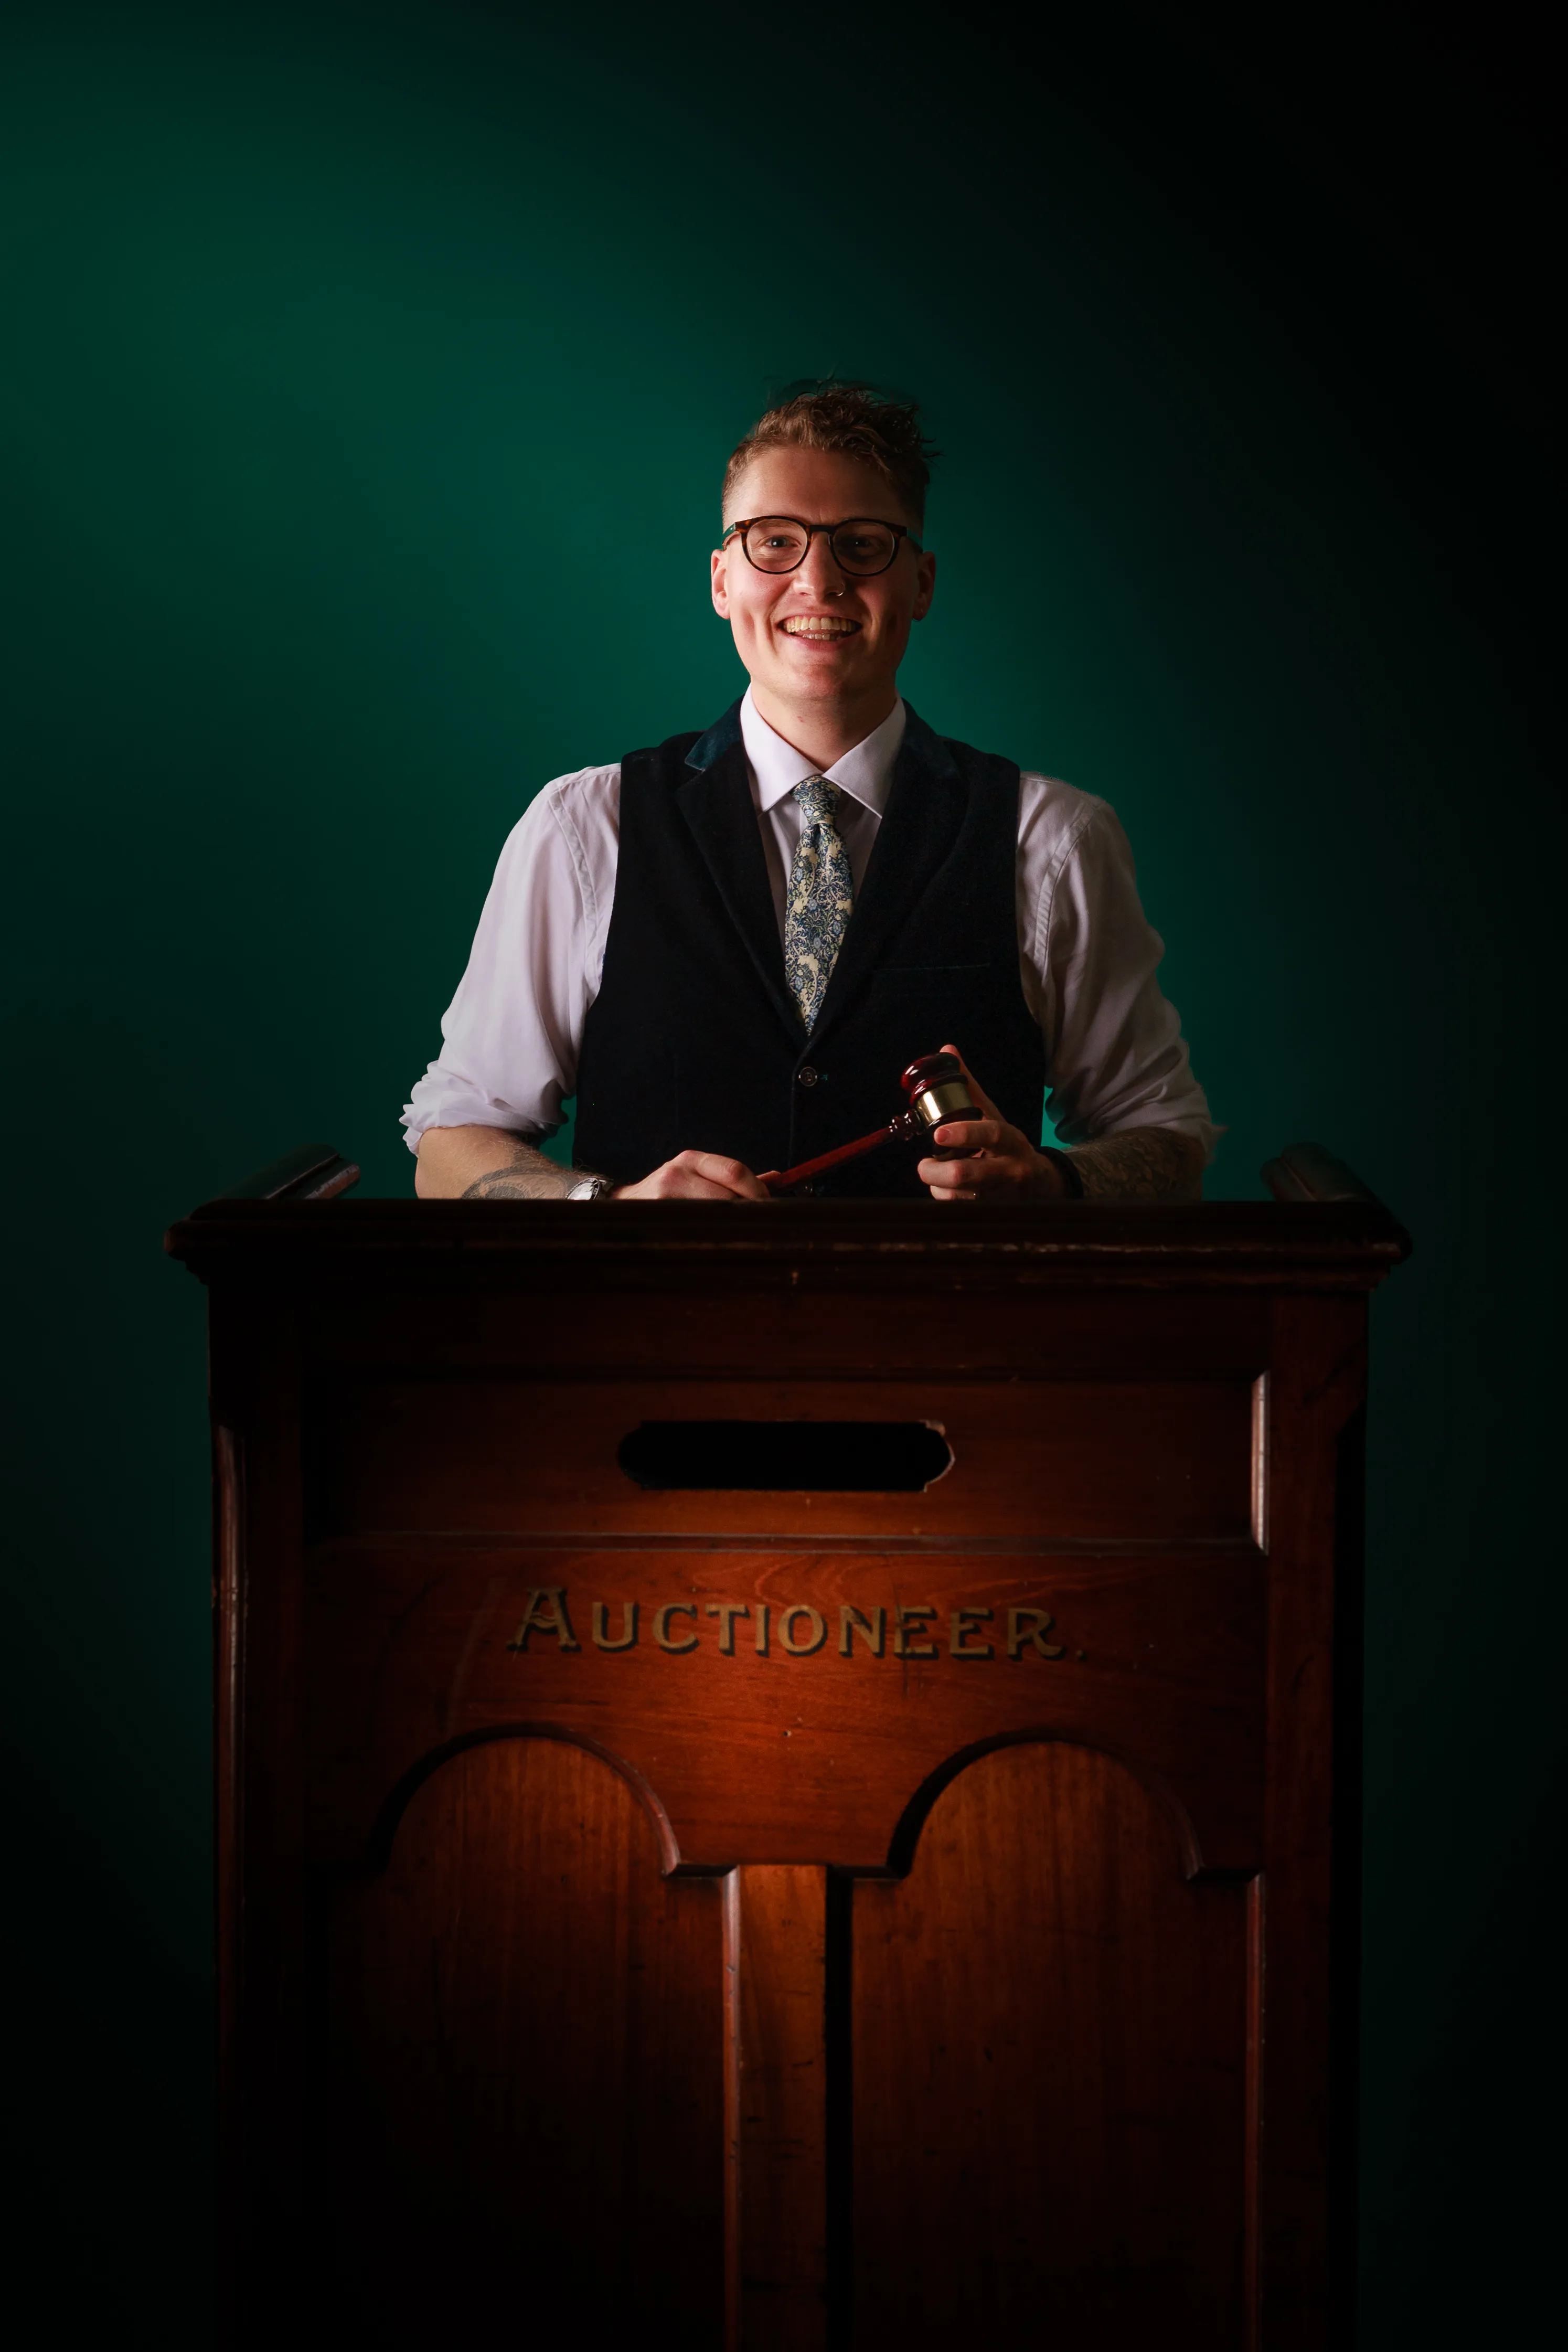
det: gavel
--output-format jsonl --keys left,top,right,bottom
{"left": 759, "top": 1053, "right": 983, "bottom": 1195}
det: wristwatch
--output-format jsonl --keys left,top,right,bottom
{"left": 565, "top": 1174, "right": 614, "bottom": 1201}
{"left": 1039, "top": 1147, "right": 1085, "bottom": 1199}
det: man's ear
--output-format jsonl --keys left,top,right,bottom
{"left": 711, "top": 544, "right": 731, "bottom": 618}
{"left": 912, "top": 548, "right": 936, "bottom": 621}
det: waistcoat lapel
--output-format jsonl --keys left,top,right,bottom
{"left": 805, "top": 706, "right": 967, "bottom": 1048}
{"left": 676, "top": 724, "right": 802, "bottom": 1044}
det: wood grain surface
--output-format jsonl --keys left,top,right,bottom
{"left": 322, "top": 1736, "right": 724, "bottom": 2348}
{"left": 727, "top": 1866, "right": 831, "bottom": 2350}
{"left": 169, "top": 1191, "right": 1406, "bottom": 2348}
{"left": 854, "top": 1743, "right": 1247, "bottom": 2349}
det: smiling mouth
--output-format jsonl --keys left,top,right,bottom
{"left": 780, "top": 616, "right": 861, "bottom": 641}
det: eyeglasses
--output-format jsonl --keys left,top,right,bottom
{"left": 722, "top": 515, "right": 923, "bottom": 578}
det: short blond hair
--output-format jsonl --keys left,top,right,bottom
{"left": 722, "top": 381, "right": 937, "bottom": 527}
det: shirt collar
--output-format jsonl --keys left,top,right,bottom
{"left": 739, "top": 685, "right": 906, "bottom": 818}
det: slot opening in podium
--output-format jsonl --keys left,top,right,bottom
{"left": 616, "top": 1419, "right": 954, "bottom": 1492}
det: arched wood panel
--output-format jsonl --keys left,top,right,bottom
{"left": 317, "top": 1736, "right": 725, "bottom": 2347}
{"left": 852, "top": 1742, "right": 1250, "bottom": 2349}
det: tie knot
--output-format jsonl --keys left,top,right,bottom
{"left": 793, "top": 775, "right": 840, "bottom": 826}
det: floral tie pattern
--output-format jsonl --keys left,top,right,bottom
{"left": 784, "top": 777, "right": 855, "bottom": 1033}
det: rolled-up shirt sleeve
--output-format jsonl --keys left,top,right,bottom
{"left": 1021, "top": 783, "right": 1219, "bottom": 1159}
{"left": 401, "top": 766, "right": 618, "bottom": 1154}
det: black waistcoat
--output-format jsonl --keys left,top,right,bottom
{"left": 572, "top": 700, "right": 1046, "bottom": 1197}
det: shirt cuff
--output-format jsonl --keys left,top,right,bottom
{"left": 401, "top": 1069, "right": 553, "bottom": 1155}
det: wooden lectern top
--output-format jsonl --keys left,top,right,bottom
{"left": 170, "top": 1171, "right": 1407, "bottom": 1295}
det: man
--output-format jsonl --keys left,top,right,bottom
{"left": 406, "top": 384, "right": 1214, "bottom": 1201}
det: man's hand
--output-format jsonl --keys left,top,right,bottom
{"left": 415, "top": 1128, "right": 769, "bottom": 1201}
{"left": 612, "top": 1151, "right": 770, "bottom": 1202}
{"left": 915, "top": 1046, "right": 1064, "bottom": 1204}
{"left": 915, "top": 1046, "right": 1207, "bottom": 1202}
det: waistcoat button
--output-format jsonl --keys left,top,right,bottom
{"left": 797, "top": 1065, "right": 818, "bottom": 1087}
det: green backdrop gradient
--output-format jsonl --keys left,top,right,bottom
{"left": 3, "top": 5, "right": 1559, "bottom": 2341}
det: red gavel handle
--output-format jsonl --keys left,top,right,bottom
{"left": 760, "top": 1115, "right": 916, "bottom": 1195}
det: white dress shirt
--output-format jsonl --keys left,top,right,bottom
{"left": 402, "top": 689, "right": 1217, "bottom": 1161}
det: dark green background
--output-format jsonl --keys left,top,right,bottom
{"left": 4, "top": 5, "right": 1560, "bottom": 2339}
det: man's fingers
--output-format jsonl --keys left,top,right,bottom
{"left": 934, "top": 1118, "right": 1003, "bottom": 1155}
{"left": 686, "top": 1153, "right": 769, "bottom": 1200}
{"left": 646, "top": 1175, "right": 756, "bottom": 1201}
{"left": 676, "top": 1151, "right": 769, "bottom": 1200}
{"left": 616, "top": 1151, "right": 769, "bottom": 1200}
{"left": 939, "top": 1042, "right": 1001, "bottom": 1123}
{"left": 919, "top": 1154, "right": 984, "bottom": 1191}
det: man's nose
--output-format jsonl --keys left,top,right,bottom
{"left": 795, "top": 530, "right": 848, "bottom": 597}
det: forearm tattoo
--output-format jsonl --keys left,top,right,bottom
{"left": 1066, "top": 1129, "right": 1205, "bottom": 1201}
{"left": 460, "top": 1142, "right": 598, "bottom": 1201}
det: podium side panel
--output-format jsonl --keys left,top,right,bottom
{"left": 1259, "top": 1294, "right": 1368, "bottom": 2351}
{"left": 210, "top": 1291, "right": 307, "bottom": 2350}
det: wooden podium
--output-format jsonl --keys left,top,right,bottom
{"left": 168, "top": 1150, "right": 1407, "bottom": 2351}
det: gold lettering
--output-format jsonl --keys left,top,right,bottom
{"left": 506, "top": 1586, "right": 579, "bottom": 1652}
{"left": 591, "top": 1601, "right": 638, "bottom": 1652}
{"left": 755, "top": 1604, "right": 770, "bottom": 1657}
{"left": 1006, "top": 1607, "right": 1065, "bottom": 1661}
{"left": 839, "top": 1604, "right": 886, "bottom": 1658}
{"left": 653, "top": 1602, "right": 699, "bottom": 1654}
{"left": 894, "top": 1605, "right": 937, "bottom": 1659}
{"left": 778, "top": 1604, "right": 827, "bottom": 1657}
{"left": 706, "top": 1602, "right": 750, "bottom": 1655}
{"left": 950, "top": 1606, "right": 994, "bottom": 1659}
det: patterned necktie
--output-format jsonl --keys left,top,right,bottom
{"left": 784, "top": 776, "right": 855, "bottom": 1033}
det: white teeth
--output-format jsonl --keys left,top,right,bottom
{"left": 782, "top": 618, "right": 857, "bottom": 636}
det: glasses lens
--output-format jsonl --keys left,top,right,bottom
{"left": 744, "top": 518, "right": 810, "bottom": 571}
{"left": 831, "top": 520, "right": 899, "bottom": 574}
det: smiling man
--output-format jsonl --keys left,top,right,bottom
{"left": 406, "top": 382, "right": 1215, "bottom": 1201}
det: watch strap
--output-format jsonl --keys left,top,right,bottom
{"left": 1039, "top": 1146, "right": 1085, "bottom": 1199}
